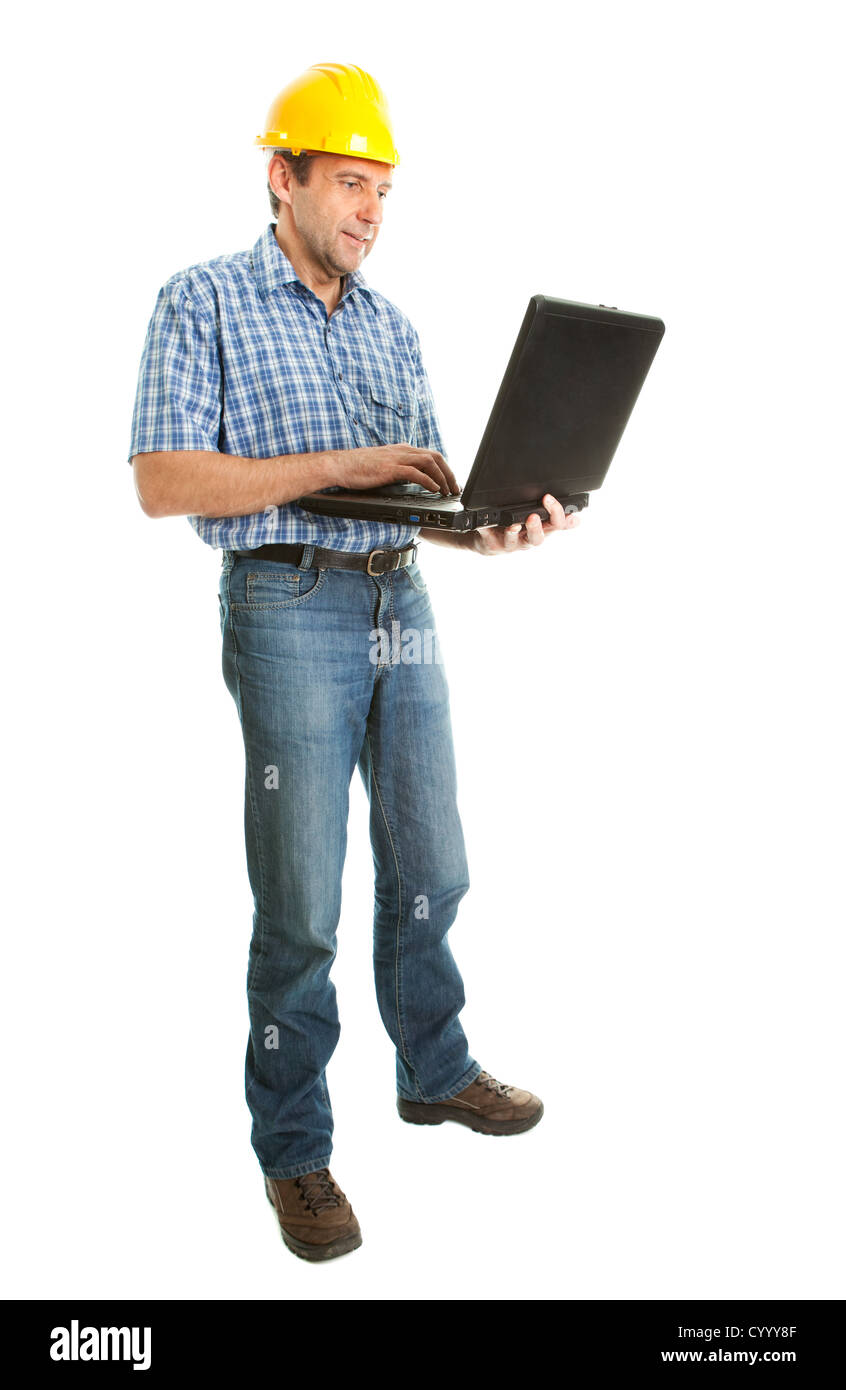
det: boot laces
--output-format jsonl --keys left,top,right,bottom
{"left": 296, "top": 1168, "right": 342, "bottom": 1215}
{"left": 476, "top": 1071, "right": 514, "bottom": 1099}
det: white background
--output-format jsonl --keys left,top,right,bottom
{"left": 3, "top": 0, "right": 844, "bottom": 1302}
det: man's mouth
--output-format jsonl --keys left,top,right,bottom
{"left": 343, "top": 232, "right": 370, "bottom": 245}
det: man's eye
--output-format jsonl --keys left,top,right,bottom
{"left": 342, "top": 181, "right": 388, "bottom": 198}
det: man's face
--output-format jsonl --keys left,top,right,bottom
{"left": 273, "top": 151, "right": 393, "bottom": 279}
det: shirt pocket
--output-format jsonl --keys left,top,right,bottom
{"left": 363, "top": 381, "right": 420, "bottom": 446}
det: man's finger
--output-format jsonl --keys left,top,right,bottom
{"left": 412, "top": 447, "right": 458, "bottom": 495}
{"left": 409, "top": 467, "right": 447, "bottom": 493}
{"left": 424, "top": 452, "right": 454, "bottom": 494}
{"left": 543, "top": 494, "right": 566, "bottom": 527}
{"left": 524, "top": 514, "right": 545, "bottom": 545}
{"left": 409, "top": 456, "right": 448, "bottom": 493}
{"left": 429, "top": 453, "right": 460, "bottom": 495}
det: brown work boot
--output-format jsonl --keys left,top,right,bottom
{"left": 264, "top": 1168, "right": 362, "bottom": 1262}
{"left": 397, "top": 1069, "right": 544, "bottom": 1136}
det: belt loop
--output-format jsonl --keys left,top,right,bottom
{"left": 298, "top": 544, "right": 316, "bottom": 570}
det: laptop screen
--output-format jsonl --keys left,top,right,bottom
{"left": 462, "top": 297, "right": 664, "bottom": 510}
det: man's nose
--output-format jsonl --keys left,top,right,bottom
{"left": 358, "top": 187, "right": 383, "bottom": 226}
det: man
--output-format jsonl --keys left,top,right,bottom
{"left": 129, "top": 62, "right": 579, "bottom": 1262}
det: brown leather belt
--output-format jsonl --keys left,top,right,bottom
{"left": 232, "top": 541, "right": 418, "bottom": 577}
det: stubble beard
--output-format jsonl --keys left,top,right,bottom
{"left": 297, "top": 209, "right": 362, "bottom": 281}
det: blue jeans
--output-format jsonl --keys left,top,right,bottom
{"left": 218, "top": 547, "right": 480, "bottom": 1179}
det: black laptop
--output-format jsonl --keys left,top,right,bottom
{"left": 296, "top": 294, "right": 665, "bottom": 532}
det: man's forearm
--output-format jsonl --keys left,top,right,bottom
{"left": 131, "top": 448, "right": 342, "bottom": 519}
{"left": 418, "top": 527, "right": 475, "bottom": 552}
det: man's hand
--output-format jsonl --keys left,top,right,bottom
{"left": 332, "top": 444, "right": 460, "bottom": 497}
{"left": 467, "top": 494, "right": 581, "bottom": 555}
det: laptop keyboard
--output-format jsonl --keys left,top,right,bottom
{"left": 369, "top": 483, "right": 446, "bottom": 498}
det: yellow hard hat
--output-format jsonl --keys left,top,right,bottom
{"left": 255, "top": 63, "right": 399, "bottom": 167}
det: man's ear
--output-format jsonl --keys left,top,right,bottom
{"left": 268, "top": 154, "right": 295, "bottom": 209}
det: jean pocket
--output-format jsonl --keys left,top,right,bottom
{"left": 400, "top": 560, "right": 428, "bottom": 594}
{"left": 232, "top": 563, "right": 326, "bottom": 610}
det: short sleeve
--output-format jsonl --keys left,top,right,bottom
{"left": 128, "top": 279, "right": 222, "bottom": 461}
{"left": 409, "top": 327, "right": 448, "bottom": 462}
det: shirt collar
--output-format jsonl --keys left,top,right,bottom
{"left": 251, "top": 223, "right": 378, "bottom": 313}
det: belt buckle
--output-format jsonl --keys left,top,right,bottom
{"left": 366, "top": 548, "right": 387, "bottom": 576}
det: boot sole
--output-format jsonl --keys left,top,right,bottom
{"left": 397, "top": 1096, "right": 544, "bottom": 1136}
{"left": 265, "top": 1180, "right": 363, "bottom": 1262}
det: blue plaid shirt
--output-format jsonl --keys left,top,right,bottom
{"left": 128, "top": 223, "right": 447, "bottom": 552}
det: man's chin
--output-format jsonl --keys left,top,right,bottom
{"left": 328, "top": 253, "right": 363, "bottom": 277}
{"left": 340, "top": 233, "right": 371, "bottom": 260}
